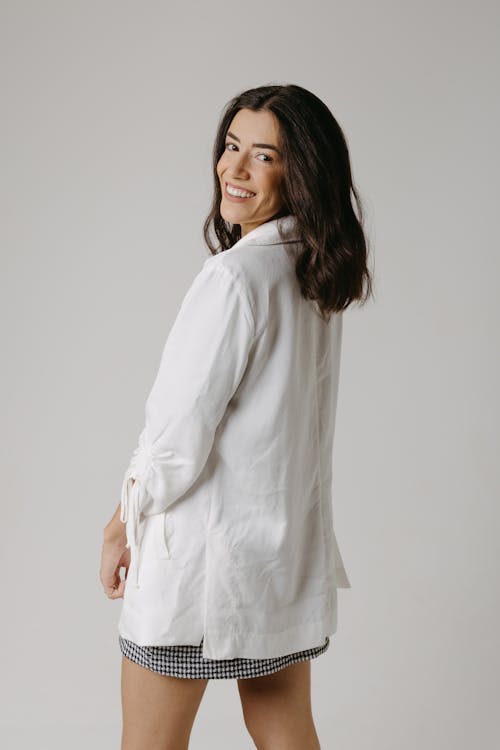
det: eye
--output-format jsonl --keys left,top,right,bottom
{"left": 224, "top": 142, "right": 274, "bottom": 163}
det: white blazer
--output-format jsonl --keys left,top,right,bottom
{"left": 118, "top": 213, "right": 351, "bottom": 659}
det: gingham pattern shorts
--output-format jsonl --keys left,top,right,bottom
{"left": 119, "top": 634, "right": 330, "bottom": 679}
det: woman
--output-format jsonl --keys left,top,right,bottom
{"left": 100, "top": 83, "right": 372, "bottom": 749}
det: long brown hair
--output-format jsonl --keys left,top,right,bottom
{"left": 203, "top": 84, "right": 374, "bottom": 320}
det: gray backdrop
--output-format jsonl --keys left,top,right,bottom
{"left": 1, "top": 1, "right": 498, "bottom": 748}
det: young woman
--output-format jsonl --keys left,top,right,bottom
{"left": 100, "top": 83, "right": 373, "bottom": 750}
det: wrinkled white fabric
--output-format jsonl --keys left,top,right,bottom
{"left": 118, "top": 214, "right": 351, "bottom": 659}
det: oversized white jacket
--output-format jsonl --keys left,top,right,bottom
{"left": 118, "top": 213, "right": 351, "bottom": 659}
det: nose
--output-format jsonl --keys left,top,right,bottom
{"left": 228, "top": 150, "right": 250, "bottom": 178}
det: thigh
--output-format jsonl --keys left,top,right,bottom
{"left": 237, "top": 659, "right": 320, "bottom": 750}
{"left": 121, "top": 654, "right": 209, "bottom": 750}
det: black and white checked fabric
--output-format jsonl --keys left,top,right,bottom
{"left": 119, "top": 634, "right": 330, "bottom": 679}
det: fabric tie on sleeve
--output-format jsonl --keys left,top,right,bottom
{"left": 120, "top": 475, "right": 144, "bottom": 587}
{"left": 119, "top": 433, "right": 155, "bottom": 588}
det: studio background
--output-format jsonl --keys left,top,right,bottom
{"left": 1, "top": 1, "right": 498, "bottom": 748}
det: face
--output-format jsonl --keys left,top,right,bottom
{"left": 216, "top": 108, "right": 286, "bottom": 237}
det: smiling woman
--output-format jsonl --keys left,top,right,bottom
{"left": 102, "top": 82, "right": 373, "bottom": 750}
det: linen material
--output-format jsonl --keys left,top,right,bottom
{"left": 118, "top": 214, "right": 351, "bottom": 660}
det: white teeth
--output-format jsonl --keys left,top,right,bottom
{"left": 227, "top": 184, "right": 255, "bottom": 198}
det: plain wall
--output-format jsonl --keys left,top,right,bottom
{"left": 1, "top": 0, "right": 498, "bottom": 747}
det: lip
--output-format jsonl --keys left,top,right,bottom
{"left": 224, "top": 181, "right": 256, "bottom": 200}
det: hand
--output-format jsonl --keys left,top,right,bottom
{"left": 100, "top": 502, "right": 130, "bottom": 599}
{"left": 100, "top": 534, "right": 130, "bottom": 598}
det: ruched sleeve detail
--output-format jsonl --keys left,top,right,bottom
{"left": 120, "top": 260, "right": 255, "bottom": 587}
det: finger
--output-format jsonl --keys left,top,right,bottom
{"left": 105, "top": 575, "right": 126, "bottom": 599}
{"left": 111, "top": 578, "right": 126, "bottom": 598}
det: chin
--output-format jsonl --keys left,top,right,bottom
{"left": 220, "top": 206, "right": 246, "bottom": 223}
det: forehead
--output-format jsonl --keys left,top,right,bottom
{"left": 228, "top": 108, "right": 281, "bottom": 144}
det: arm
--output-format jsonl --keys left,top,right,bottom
{"left": 119, "top": 260, "right": 255, "bottom": 584}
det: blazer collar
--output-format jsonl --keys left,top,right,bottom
{"left": 231, "top": 214, "right": 301, "bottom": 249}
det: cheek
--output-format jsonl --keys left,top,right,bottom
{"left": 265, "top": 177, "right": 283, "bottom": 202}
{"left": 217, "top": 153, "right": 230, "bottom": 172}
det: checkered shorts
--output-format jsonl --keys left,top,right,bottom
{"left": 119, "top": 634, "right": 330, "bottom": 679}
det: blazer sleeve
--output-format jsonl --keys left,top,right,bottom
{"left": 119, "top": 258, "right": 255, "bottom": 553}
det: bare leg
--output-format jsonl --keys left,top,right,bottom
{"left": 121, "top": 654, "right": 209, "bottom": 750}
{"left": 237, "top": 659, "right": 321, "bottom": 750}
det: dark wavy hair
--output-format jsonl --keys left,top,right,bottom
{"left": 202, "top": 83, "right": 374, "bottom": 320}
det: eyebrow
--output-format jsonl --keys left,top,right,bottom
{"left": 226, "top": 131, "right": 282, "bottom": 155}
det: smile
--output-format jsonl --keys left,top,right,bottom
{"left": 225, "top": 182, "right": 256, "bottom": 199}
